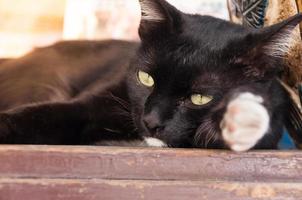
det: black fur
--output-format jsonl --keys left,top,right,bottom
{"left": 0, "top": 0, "right": 301, "bottom": 149}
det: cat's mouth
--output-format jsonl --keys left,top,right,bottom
{"left": 139, "top": 117, "right": 168, "bottom": 142}
{"left": 141, "top": 122, "right": 163, "bottom": 139}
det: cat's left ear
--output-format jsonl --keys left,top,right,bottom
{"left": 258, "top": 13, "right": 302, "bottom": 58}
{"left": 138, "top": 0, "right": 182, "bottom": 42}
{"left": 248, "top": 13, "right": 302, "bottom": 58}
{"left": 234, "top": 13, "right": 302, "bottom": 76}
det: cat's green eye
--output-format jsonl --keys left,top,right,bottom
{"left": 137, "top": 70, "right": 154, "bottom": 87}
{"left": 190, "top": 94, "right": 213, "bottom": 106}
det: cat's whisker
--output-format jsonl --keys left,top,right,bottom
{"left": 204, "top": 127, "right": 217, "bottom": 148}
{"left": 194, "top": 118, "right": 218, "bottom": 148}
{"left": 287, "top": 102, "right": 302, "bottom": 137}
{"left": 109, "top": 92, "right": 131, "bottom": 112}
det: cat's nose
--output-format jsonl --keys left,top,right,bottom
{"left": 143, "top": 111, "right": 164, "bottom": 135}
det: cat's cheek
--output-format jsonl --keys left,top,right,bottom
{"left": 220, "top": 92, "right": 270, "bottom": 152}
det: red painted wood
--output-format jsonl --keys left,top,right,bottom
{"left": 0, "top": 179, "right": 302, "bottom": 200}
{"left": 0, "top": 145, "right": 301, "bottom": 182}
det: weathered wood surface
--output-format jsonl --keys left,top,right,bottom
{"left": 0, "top": 145, "right": 301, "bottom": 182}
{"left": 1, "top": 179, "right": 302, "bottom": 200}
{"left": 0, "top": 145, "right": 301, "bottom": 200}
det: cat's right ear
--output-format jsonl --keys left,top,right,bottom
{"left": 138, "top": 0, "right": 182, "bottom": 42}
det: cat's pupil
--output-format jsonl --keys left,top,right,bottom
{"left": 191, "top": 94, "right": 213, "bottom": 106}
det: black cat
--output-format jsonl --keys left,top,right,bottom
{"left": 0, "top": 0, "right": 301, "bottom": 151}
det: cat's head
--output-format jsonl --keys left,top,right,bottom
{"left": 127, "top": 0, "right": 302, "bottom": 148}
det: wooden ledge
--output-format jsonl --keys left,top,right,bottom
{"left": 1, "top": 178, "right": 302, "bottom": 200}
{"left": 0, "top": 145, "right": 301, "bottom": 199}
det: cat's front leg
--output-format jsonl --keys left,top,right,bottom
{"left": 0, "top": 101, "right": 89, "bottom": 144}
{"left": 0, "top": 91, "right": 137, "bottom": 144}
{"left": 220, "top": 92, "right": 270, "bottom": 151}
{"left": 0, "top": 114, "right": 14, "bottom": 143}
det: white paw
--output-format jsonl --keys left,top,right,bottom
{"left": 221, "top": 93, "right": 270, "bottom": 152}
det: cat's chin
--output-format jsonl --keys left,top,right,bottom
{"left": 143, "top": 137, "right": 167, "bottom": 147}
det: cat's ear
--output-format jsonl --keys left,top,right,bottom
{"left": 258, "top": 13, "right": 302, "bottom": 58}
{"left": 240, "top": 13, "right": 302, "bottom": 60}
{"left": 138, "top": 0, "right": 182, "bottom": 42}
{"left": 234, "top": 13, "right": 302, "bottom": 77}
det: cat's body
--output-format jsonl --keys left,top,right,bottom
{"left": 0, "top": 40, "right": 138, "bottom": 111}
{"left": 0, "top": 40, "right": 141, "bottom": 145}
{"left": 0, "top": 0, "right": 301, "bottom": 151}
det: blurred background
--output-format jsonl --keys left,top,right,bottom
{"left": 0, "top": 0, "right": 228, "bottom": 58}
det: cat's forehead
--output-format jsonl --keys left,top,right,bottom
{"left": 140, "top": 15, "right": 251, "bottom": 70}
{"left": 137, "top": 15, "right": 259, "bottom": 89}
{"left": 182, "top": 15, "right": 251, "bottom": 51}
{"left": 138, "top": 48, "right": 247, "bottom": 93}
{"left": 192, "top": 68, "right": 247, "bottom": 89}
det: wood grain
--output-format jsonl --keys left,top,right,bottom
{"left": 0, "top": 178, "right": 302, "bottom": 200}
{"left": 0, "top": 145, "right": 301, "bottom": 182}
{"left": 0, "top": 146, "right": 301, "bottom": 199}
